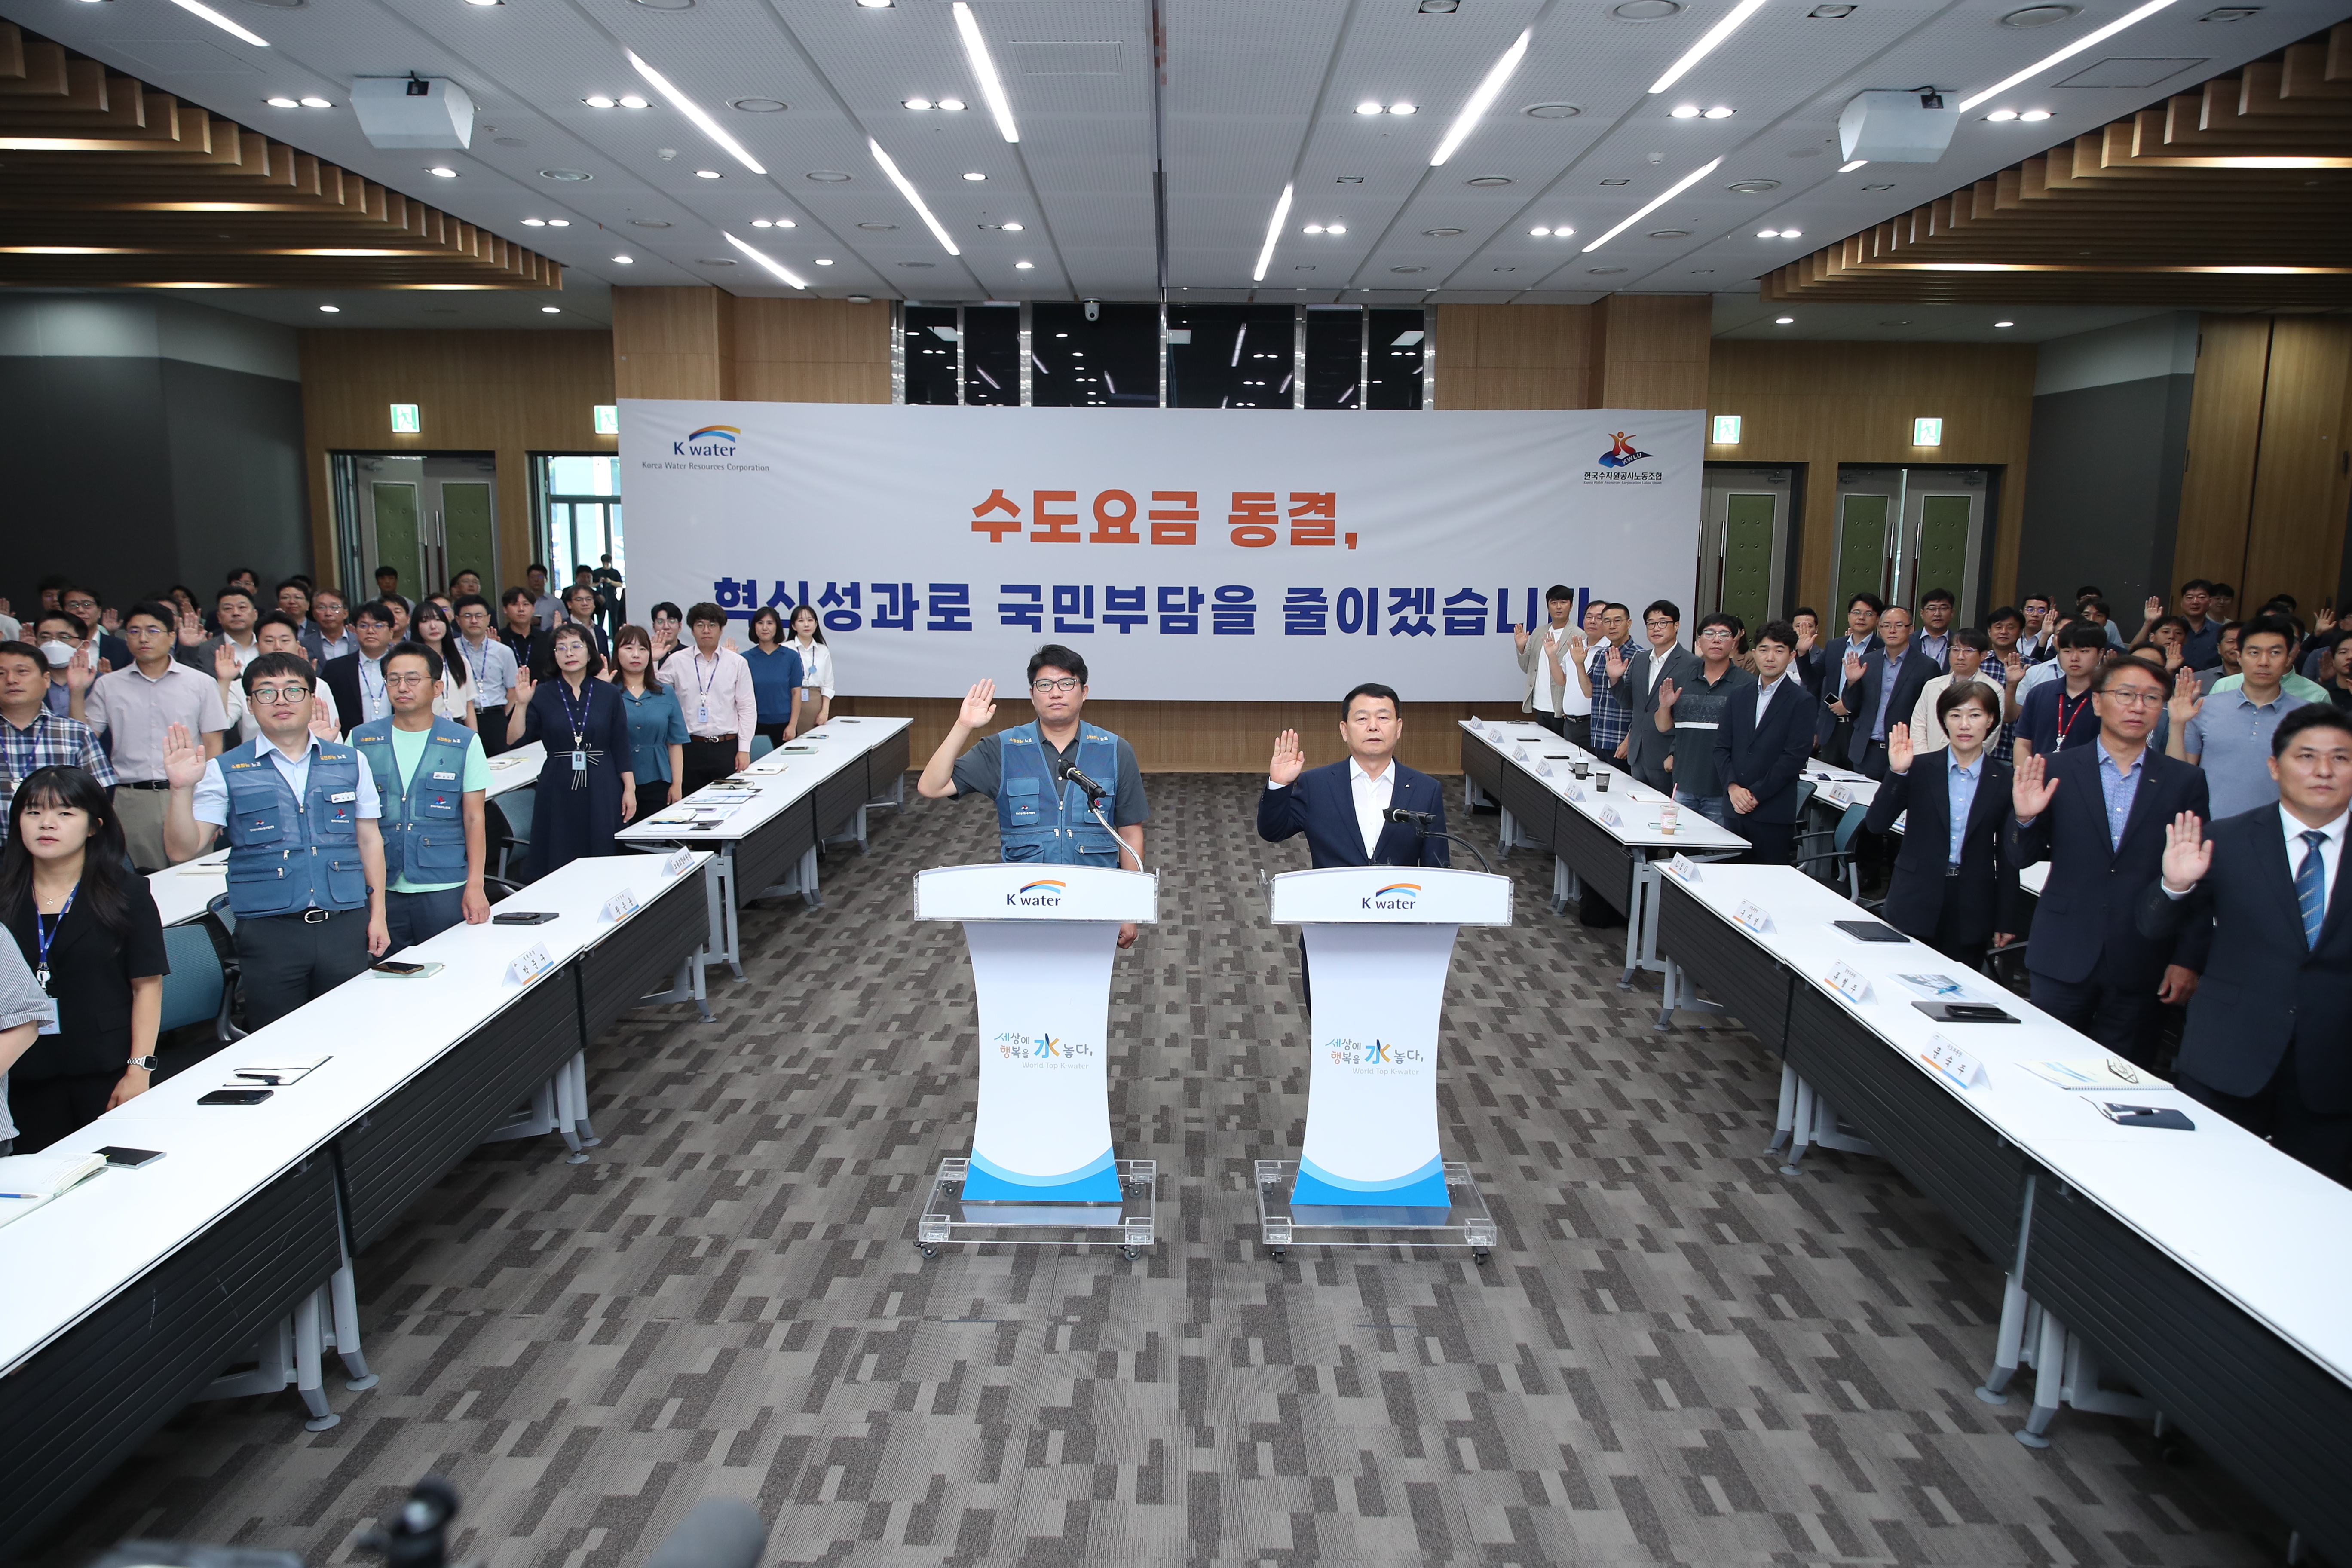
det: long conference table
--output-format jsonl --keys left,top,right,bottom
{"left": 1655, "top": 861, "right": 2352, "bottom": 1565}
{"left": 0, "top": 844, "right": 713, "bottom": 1560}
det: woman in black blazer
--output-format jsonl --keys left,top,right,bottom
{"left": 1, "top": 765, "right": 168, "bottom": 1151}
{"left": 1862, "top": 684, "right": 2023, "bottom": 966}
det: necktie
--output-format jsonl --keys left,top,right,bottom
{"left": 2295, "top": 830, "right": 2328, "bottom": 948}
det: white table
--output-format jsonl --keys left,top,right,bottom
{"left": 616, "top": 717, "right": 910, "bottom": 981}
{"left": 1458, "top": 718, "right": 1748, "bottom": 1024}
{"left": 147, "top": 741, "right": 548, "bottom": 929}
{"left": 1656, "top": 861, "right": 2352, "bottom": 1560}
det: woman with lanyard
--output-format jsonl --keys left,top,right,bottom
{"left": 611, "top": 625, "right": 688, "bottom": 822}
{"left": 741, "top": 606, "right": 803, "bottom": 750}
{"left": 410, "top": 601, "right": 481, "bottom": 731}
{"left": 505, "top": 623, "right": 633, "bottom": 877}
{"left": 787, "top": 603, "right": 834, "bottom": 735}
{"left": 0, "top": 765, "right": 166, "bottom": 1151}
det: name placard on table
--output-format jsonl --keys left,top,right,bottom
{"left": 1734, "top": 900, "right": 1773, "bottom": 934}
{"left": 601, "top": 888, "right": 640, "bottom": 923}
{"left": 665, "top": 848, "right": 696, "bottom": 877}
{"left": 505, "top": 943, "right": 556, "bottom": 987}
{"left": 1825, "top": 962, "right": 1873, "bottom": 1004}
{"left": 1917, "top": 1034, "right": 1986, "bottom": 1089}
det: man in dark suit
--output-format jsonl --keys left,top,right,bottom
{"left": 1607, "top": 599, "right": 1700, "bottom": 792}
{"left": 1840, "top": 604, "right": 1940, "bottom": 778}
{"left": 2007, "top": 655, "right": 2210, "bottom": 1067}
{"left": 2138, "top": 705, "right": 2352, "bottom": 1181}
{"left": 1715, "top": 619, "right": 1818, "bottom": 864}
{"left": 1259, "top": 683, "right": 1450, "bottom": 870}
{"left": 1816, "top": 592, "right": 1883, "bottom": 755}
{"left": 317, "top": 600, "right": 401, "bottom": 736}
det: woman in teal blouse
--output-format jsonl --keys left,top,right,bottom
{"left": 612, "top": 625, "right": 687, "bottom": 821}
{"left": 741, "top": 606, "right": 804, "bottom": 749}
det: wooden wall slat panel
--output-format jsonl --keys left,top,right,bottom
{"left": 612, "top": 286, "right": 735, "bottom": 400}
{"left": 2242, "top": 316, "right": 2352, "bottom": 610}
{"left": 833, "top": 696, "right": 1483, "bottom": 775}
{"left": 1591, "top": 295, "right": 1712, "bottom": 411}
{"left": 296, "top": 329, "right": 615, "bottom": 595}
{"left": 2173, "top": 315, "right": 2273, "bottom": 589}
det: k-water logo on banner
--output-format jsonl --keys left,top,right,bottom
{"left": 1324, "top": 1036, "right": 1426, "bottom": 1070}
{"left": 1006, "top": 878, "right": 1067, "bottom": 908}
{"left": 1362, "top": 881, "right": 1421, "bottom": 911}
{"left": 1585, "top": 430, "right": 1662, "bottom": 484}
{"left": 675, "top": 424, "right": 741, "bottom": 456}
{"left": 994, "top": 1029, "right": 1096, "bottom": 1063}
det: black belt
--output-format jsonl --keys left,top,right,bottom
{"left": 249, "top": 906, "right": 358, "bottom": 925}
{"left": 689, "top": 733, "right": 739, "bottom": 745}
{"left": 122, "top": 780, "right": 172, "bottom": 790}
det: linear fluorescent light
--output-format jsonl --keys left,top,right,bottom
{"left": 1252, "top": 184, "right": 1294, "bottom": 282}
{"left": 723, "top": 231, "right": 807, "bottom": 288}
{"left": 626, "top": 49, "right": 767, "bottom": 173}
{"left": 868, "top": 139, "right": 962, "bottom": 256}
{"left": 1430, "top": 28, "right": 1530, "bottom": 166}
{"left": 1957, "top": 0, "right": 2180, "bottom": 111}
{"left": 164, "top": 0, "right": 270, "bottom": 47}
{"left": 952, "top": 2, "right": 1020, "bottom": 144}
{"left": 1581, "top": 157, "right": 1720, "bottom": 251}
{"left": 1648, "top": 0, "right": 1766, "bottom": 94}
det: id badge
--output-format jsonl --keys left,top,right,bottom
{"left": 571, "top": 749, "right": 587, "bottom": 772}
{"left": 698, "top": 701, "right": 710, "bottom": 724}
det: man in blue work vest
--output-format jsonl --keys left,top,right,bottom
{"left": 916, "top": 643, "right": 1150, "bottom": 949}
{"left": 162, "top": 650, "right": 390, "bottom": 1027}
{"left": 349, "top": 641, "right": 492, "bottom": 953}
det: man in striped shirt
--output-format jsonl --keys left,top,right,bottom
{"left": 0, "top": 640, "right": 116, "bottom": 845}
{"left": 1580, "top": 602, "right": 1636, "bottom": 759}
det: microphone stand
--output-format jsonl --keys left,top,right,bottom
{"left": 1382, "top": 808, "right": 1494, "bottom": 874}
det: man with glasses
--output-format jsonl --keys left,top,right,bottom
{"left": 453, "top": 594, "right": 521, "bottom": 756}
{"left": 1606, "top": 600, "right": 1699, "bottom": 791}
{"left": 658, "top": 602, "right": 758, "bottom": 796}
{"left": 917, "top": 644, "right": 1150, "bottom": 949}
{"left": 2166, "top": 614, "right": 2307, "bottom": 818}
{"left": 1578, "top": 603, "right": 1636, "bottom": 763}
{"left": 1654, "top": 612, "right": 1754, "bottom": 828}
{"left": 84, "top": 600, "right": 230, "bottom": 870}
{"left": 162, "top": 652, "right": 391, "bottom": 1026}
{"left": 303, "top": 585, "right": 358, "bottom": 665}
{"left": 0, "top": 639, "right": 114, "bottom": 850}
{"left": 319, "top": 601, "right": 402, "bottom": 735}
{"left": 176, "top": 585, "right": 262, "bottom": 680}
{"left": 350, "top": 642, "right": 491, "bottom": 952}
{"left": 2008, "top": 655, "right": 2210, "bottom": 1067}
{"left": 58, "top": 587, "right": 129, "bottom": 674}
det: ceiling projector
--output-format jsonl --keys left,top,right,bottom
{"left": 1838, "top": 89, "right": 1960, "bottom": 163}
{"left": 352, "top": 77, "right": 476, "bottom": 150}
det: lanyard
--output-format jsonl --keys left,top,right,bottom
{"left": 691, "top": 652, "right": 720, "bottom": 698}
{"left": 2055, "top": 689, "right": 2094, "bottom": 749}
{"left": 465, "top": 637, "right": 490, "bottom": 689}
{"left": 34, "top": 883, "right": 75, "bottom": 992}
{"left": 555, "top": 677, "right": 591, "bottom": 747}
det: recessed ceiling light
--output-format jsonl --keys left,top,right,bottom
{"left": 428, "top": 167, "right": 459, "bottom": 178}
{"left": 628, "top": 48, "right": 769, "bottom": 172}
{"left": 2000, "top": 3, "right": 2078, "bottom": 23}
{"left": 1305, "top": 223, "right": 1325, "bottom": 233}
{"left": 1001, "top": 221, "right": 1022, "bottom": 231}
{"left": 1780, "top": 228, "right": 1801, "bottom": 238}
{"left": 1670, "top": 104, "right": 1701, "bottom": 119}
{"left": 962, "top": 171, "right": 986, "bottom": 181}
{"left": 548, "top": 219, "right": 569, "bottom": 227}
{"left": 619, "top": 96, "right": 649, "bottom": 109}
{"left": 1418, "top": 0, "right": 1459, "bottom": 12}
{"left": 524, "top": 217, "right": 546, "bottom": 226}
{"left": 1523, "top": 102, "right": 1582, "bottom": 118}
{"left": 696, "top": 169, "right": 723, "bottom": 178}
{"left": 541, "top": 169, "right": 592, "bottom": 181}
{"left": 159, "top": 0, "right": 269, "bottom": 46}
{"left": 857, "top": 0, "right": 892, "bottom": 8}
{"left": 1757, "top": 228, "right": 1779, "bottom": 238}
{"left": 1015, "top": 260, "right": 1033, "bottom": 269}
{"left": 905, "top": 98, "right": 934, "bottom": 110}
{"left": 1389, "top": 103, "right": 1417, "bottom": 114}
{"left": 1703, "top": 105, "right": 1733, "bottom": 119}
{"left": 1994, "top": 319, "right": 2016, "bottom": 327}
{"left": 953, "top": 1, "right": 1021, "bottom": 144}
{"left": 1727, "top": 179, "right": 1781, "bottom": 193}
{"left": 2019, "top": 108, "right": 2052, "bottom": 121}
{"left": 752, "top": 218, "right": 772, "bottom": 227}
{"left": 1648, "top": 0, "right": 1767, "bottom": 94}
{"left": 1986, "top": 108, "right": 2019, "bottom": 121}
{"left": 267, "top": 97, "right": 300, "bottom": 108}
{"left": 1329, "top": 223, "right": 1347, "bottom": 234}
{"left": 731, "top": 98, "right": 788, "bottom": 112}
{"left": 318, "top": 304, "right": 340, "bottom": 312}
{"left": 1431, "top": 28, "right": 1529, "bottom": 165}
{"left": 628, "top": 219, "right": 671, "bottom": 228}
{"left": 1355, "top": 101, "right": 1384, "bottom": 115}
{"left": 1253, "top": 181, "right": 1294, "bottom": 281}
{"left": 542, "top": 306, "right": 562, "bottom": 313}
{"left": 1423, "top": 227, "right": 1464, "bottom": 236}
{"left": 816, "top": 257, "right": 834, "bottom": 265}
{"left": 584, "top": 95, "right": 616, "bottom": 108}
{"left": 465, "top": 0, "right": 499, "bottom": 8}
{"left": 807, "top": 170, "right": 852, "bottom": 182}
{"left": 1614, "top": 0, "right": 1681, "bottom": 16}
{"left": 939, "top": 98, "right": 967, "bottom": 110}
{"left": 1584, "top": 155, "right": 1721, "bottom": 252}
{"left": 1466, "top": 175, "right": 1513, "bottom": 187}
{"left": 1647, "top": 228, "right": 1688, "bottom": 237}
{"left": 300, "top": 96, "right": 332, "bottom": 108}
{"left": 1531, "top": 225, "right": 1551, "bottom": 236}
{"left": 1774, "top": 315, "right": 1794, "bottom": 324}
{"left": 1840, "top": 159, "right": 1868, "bottom": 172}
{"left": 613, "top": 254, "right": 634, "bottom": 263}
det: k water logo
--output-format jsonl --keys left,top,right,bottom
{"left": 674, "top": 424, "right": 741, "bottom": 457}
{"left": 993, "top": 1029, "right": 1096, "bottom": 1061}
{"left": 1583, "top": 429, "right": 1663, "bottom": 485}
{"left": 1325, "top": 1036, "right": 1426, "bottom": 1068}
{"left": 1007, "top": 878, "right": 1067, "bottom": 908}
{"left": 1361, "top": 882, "right": 1420, "bottom": 911}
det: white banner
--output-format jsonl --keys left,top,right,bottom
{"left": 620, "top": 400, "right": 1703, "bottom": 703}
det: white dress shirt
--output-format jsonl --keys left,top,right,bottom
{"left": 1754, "top": 673, "right": 1788, "bottom": 724}
{"left": 1350, "top": 756, "right": 1395, "bottom": 859}
{"left": 2282, "top": 803, "right": 2346, "bottom": 918}
{"left": 791, "top": 638, "right": 836, "bottom": 699}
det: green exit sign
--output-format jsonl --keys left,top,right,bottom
{"left": 389, "top": 404, "right": 421, "bottom": 435}
{"left": 594, "top": 405, "right": 619, "bottom": 435}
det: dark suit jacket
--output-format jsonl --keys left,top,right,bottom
{"left": 1714, "top": 677, "right": 1816, "bottom": 824}
{"left": 2138, "top": 807, "right": 2352, "bottom": 1109}
{"left": 1864, "top": 752, "right": 2023, "bottom": 946}
{"left": 1611, "top": 645, "right": 1701, "bottom": 784}
{"left": 317, "top": 651, "right": 385, "bottom": 739}
{"left": 1814, "top": 632, "right": 1882, "bottom": 749}
{"left": 1844, "top": 646, "right": 1941, "bottom": 769}
{"left": 2005, "top": 741, "right": 2211, "bottom": 989}
{"left": 1258, "top": 759, "right": 1450, "bottom": 868}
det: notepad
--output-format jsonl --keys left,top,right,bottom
{"left": 2021, "top": 1057, "right": 2168, "bottom": 1092}
{"left": 0, "top": 1150, "right": 107, "bottom": 1226}
{"left": 233, "top": 1055, "right": 330, "bottom": 1086}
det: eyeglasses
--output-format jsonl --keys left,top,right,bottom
{"left": 384, "top": 672, "right": 434, "bottom": 689}
{"left": 249, "top": 686, "right": 312, "bottom": 704}
{"left": 2101, "top": 688, "right": 2165, "bottom": 707}
{"left": 1031, "top": 677, "right": 1082, "bottom": 693}
{"left": 123, "top": 625, "right": 171, "bottom": 639}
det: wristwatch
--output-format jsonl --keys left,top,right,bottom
{"left": 125, "top": 1055, "right": 159, "bottom": 1072}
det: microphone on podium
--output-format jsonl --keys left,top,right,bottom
{"left": 1060, "top": 761, "right": 1113, "bottom": 803}
{"left": 1378, "top": 807, "right": 1492, "bottom": 873}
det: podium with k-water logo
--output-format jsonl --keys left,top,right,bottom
{"left": 1258, "top": 865, "right": 1511, "bottom": 1261}
{"left": 911, "top": 863, "right": 1157, "bottom": 1258}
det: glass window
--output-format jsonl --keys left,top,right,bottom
{"left": 963, "top": 305, "right": 1020, "bottom": 406}
{"left": 1032, "top": 302, "right": 1161, "bottom": 408}
{"left": 1303, "top": 307, "right": 1364, "bottom": 410}
{"left": 1367, "top": 310, "right": 1427, "bottom": 410}
{"left": 1168, "top": 304, "right": 1296, "bottom": 409}
{"left": 905, "top": 305, "right": 961, "bottom": 405}
{"left": 535, "top": 455, "right": 623, "bottom": 590}
{"left": 546, "top": 455, "right": 619, "bottom": 496}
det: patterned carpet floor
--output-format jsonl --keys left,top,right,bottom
{"left": 28, "top": 776, "right": 2288, "bottom": 1568}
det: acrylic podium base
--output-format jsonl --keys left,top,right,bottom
{"left": 1254, "top": 1160, "right": 1498, "bottom": 1262}
{"left": 915, "top": 1157, "right": 1156, "bottom": 1259}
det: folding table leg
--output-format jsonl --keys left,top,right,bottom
{"left": 1780, "top": 1078, "right": 1816, "bottom": 1175}
{"left": 551, "top": 1064, "right": 588, "bottom": 1164}
{"left": 569, "top": 1052, "right": 600, "bottom": 1147}
{"left": 2017, "top": 1308, "right": 2068, "bottom": 1447}
{"left": 331, "top": 1260, "right": 377, "bottom": 1390}
{"left": 1977, "top": 1273, "right": 2031, "bottom": 1403}
{"left": 294, "top": 1286, "right": 338, "bottom": 1431}
{"left": 1765, "top": 1063, "right": 1798, "bottom": 1155}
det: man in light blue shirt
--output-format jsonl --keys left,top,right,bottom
{"left": 2169, "top": 615, "right": 2306, "bottom": 818}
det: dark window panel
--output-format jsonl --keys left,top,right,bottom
{"left": 1168, "top": 304, "right": 1297, "bottom": 410}
{"left": 1032, "top": 302, "right": 1160, "bottom": 408}
{"left": 904, "top": 305, "right": 961, "bottom": 405}
{"left": 963, "top": 305, "right": 1021, "bottom": 406}
{"left": 1303, "top": 307, "right": 1363, "bottom": 410}
{"left": 1366, "top": 309, "right": 1427, "bottom": 410}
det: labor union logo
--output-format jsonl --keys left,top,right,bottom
{"left": 674, "top": 424, "right": 741, "bottom": 457}
{"left": 1584, "top": 429, "right": 1664, "bottom": 484}
{"left": 1596, "top": 431, "right": 1651, "bottom": 468}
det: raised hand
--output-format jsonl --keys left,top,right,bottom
{"left": 309, "top": 701, "right": 340, "bottom": 741}
{"left": 99, "top": 607, "right": 119, "bottom": 631}
{"left": 509, "top": 667, "right": 537, "bottom": 709}
{"left": 177, "top": 609, "right": 205, "bottom": 648}
{"left": 1843, "top": 649, "right": 1866, "bottom": 687}
{"left": 1564, "top": 631, "right": 1589, "bottom": 668}
{"left": 2012, "top": 750, "right": 2058, "bottom": 821}
{"left": 1655, "top": 677, "right": 1680, "bottom": 710}
{"left": 1604, "top": 643, "right": 1627, "bottom": 683}
{"left": 1513, "top": 623, "right": 1530, "bottom": 654}
{"left": 1269, "top": 728, "right": 1306, "bottom": 786}
{"left": 212, "top": 639, "right": 241, "bottom": 683}
{"left": 1795, "top": 625, "right": 1816, "bottom": 655}
{"left": 162, "top": 721, "right": 208, "bottom": 789}
{"left": 2317, "top": 605, "right": 2338, "bottom": 634}
{"left": 2168, "top": 664, "right": 2202, "bottom": 728}
{"left": 957, "top": 678, "right": 998, "bottom": 730}
{"left": 64, "top": 645, "right": 96, "bottom": 694}
{"left": 2160, "top": 810, "right": 2211, "bottom": 892}
{"left": 1886, "top": 720, "right": 1913, "bottom": 775}
{"left": 2144, "top": 594, "right": 2165, "bottom": 624}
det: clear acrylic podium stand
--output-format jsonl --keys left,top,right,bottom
{"left": 1259, "top": 865, "right": 1511, "bottom": 1262}
{"left": 912, "top": 862, "right": 1158, "bottom": 1258}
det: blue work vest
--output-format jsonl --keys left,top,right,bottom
{"left": 996, "top": 721, "right": 1124, "bottom": 866}
{"left": 350, "top": 714, "right": 475, "bottom": 886}
{"left": 220, "top": 737, "right": 369, "bottom": 916}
